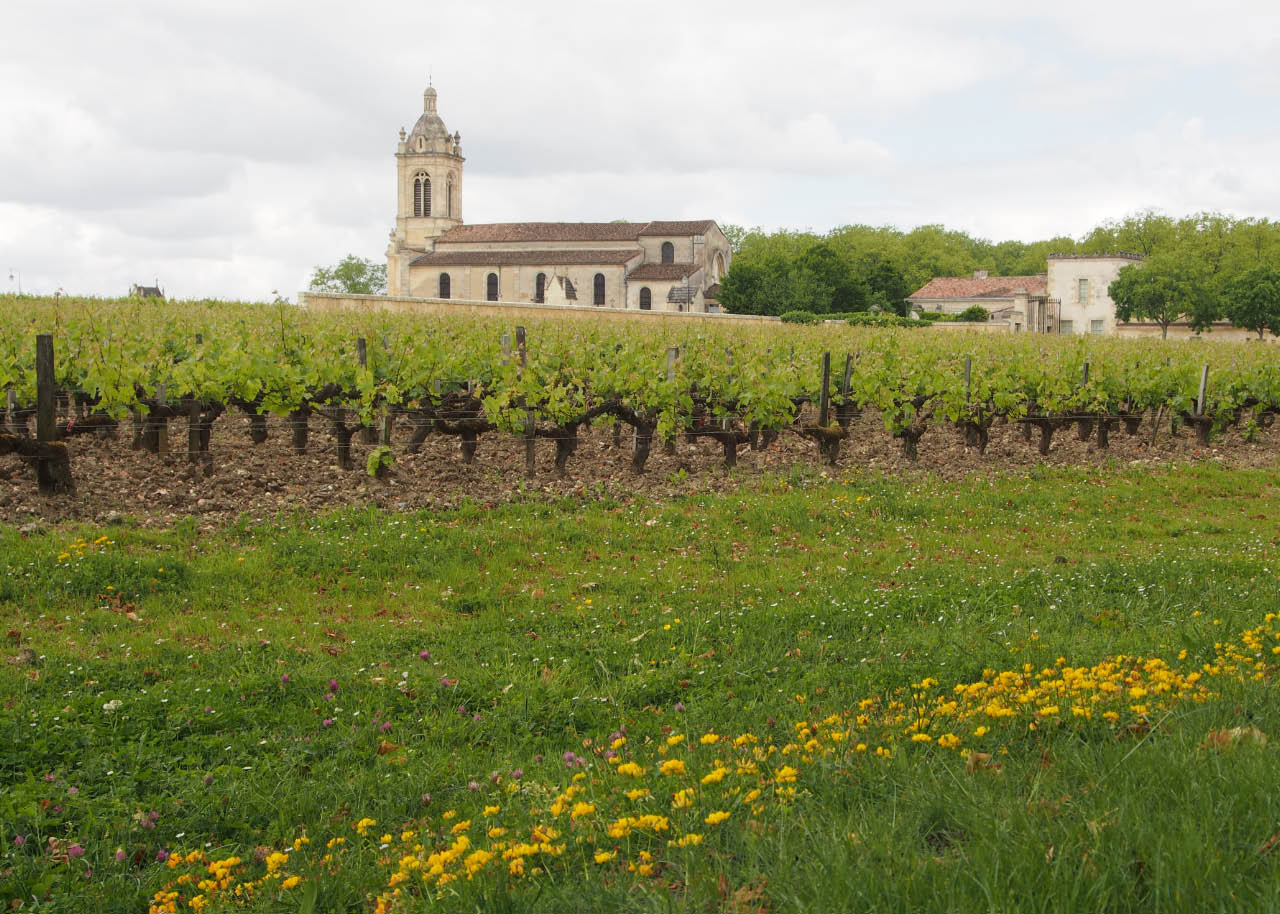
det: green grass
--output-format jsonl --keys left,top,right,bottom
{"left": 3, "top": 462, "right": 1280, "bottom": 913}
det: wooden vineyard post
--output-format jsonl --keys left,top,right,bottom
{"left": 960, "top": 355, "right": 986, "bottom": 451}
{"left": 1077, "top": 362, "right": 1094, "bottom": 442}
{"left": 818, "top": 351, "right": 831, "bottom": 428}
{"left": 814, "top": 351, "right": 840, "bottom": 466}
{"left": 611, "top": 343, "right": 624, "bottom": 448}
{"left": 357, "top": 337, "right": 377, "bottom": 444}
{"left": 36, "top": 334, "right": 55, "bottom": 448}
{"left": 835, "top": 352, "right": 856, "bottom": 432}
{"left": 155, "top": 384, "right": 169, "bottom": 455}
{"left": 516, "top": 326, "right": 535, "bottom": 477}
{"left": 724, "top": 348, "right": 734, "bottom": 433}
{"left": 663, "top": 347, "right": 678, "bottom": 456}
{"left": 187, "top": 395, "right": 201, "bottom": 462}
{"left": 34, "top": 334, "right": 72, "bottom": 494}
{"left": 4, "top": 387, "right": 16, "bottom": 436}
{"left": 1194, "top": 364, "right": 1212, "bottom": 446}
{"left": 380, "top": 337, "right": 393, "bottom": 447}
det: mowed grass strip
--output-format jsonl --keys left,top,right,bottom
{"left": 2, "top": 462, "right": 1280, "bottom": 913}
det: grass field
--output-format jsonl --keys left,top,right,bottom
{"left": 4, "top": 462, "right": 1280, "bottom": 912}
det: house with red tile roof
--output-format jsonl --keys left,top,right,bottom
{"left": 385, "top": 88, "right": 730, "bottom": 313}
{"left": 908, "top": 270, "right": 1050, "bottom": 332}
{"left": 909, "top": 254, "right": 1144, "bottom": 334}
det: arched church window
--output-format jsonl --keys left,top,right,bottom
{"left": 447, "top": 177, "right": 454, "bottom": 217}
{"left": 593, "top": 273, "right": 605, "bottom": 306}
{"left": 639, "top": 287, "right": 652, "bottom": 310}
{"left": 413, "top": 173, "right": 432, "bottom": 217}
{"left": 714, "top": 252, "right": 726, "bottom": 281}
{"left": 535, "top": 273, "right": 546, "bottom": 304}
{"left": 661, "top": 242, "right": 675, "bottom": 264}
{"left": 487, "top": 272, "right": 499, "bottom": 301}
{"left": 439, "top": 273, "right": 450, "bottom": 299}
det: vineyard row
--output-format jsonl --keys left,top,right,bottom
{"left": 2, "top": 319, "right": 1270, "bottom": 495}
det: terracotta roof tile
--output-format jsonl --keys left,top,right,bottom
{"left": 909, "top": 274, "right": 1047, "bottom": 300}
{"left": 435, "top": 222, "right": 646, "bottom": 243}
{"left": 628, "top": 263, "right": 705, "bottom": 281}
{"left": 638, "top": 220, "right": 716, "bottom": 236}
{"left": 411, "top": 249, "right": 641, "bottom": 267}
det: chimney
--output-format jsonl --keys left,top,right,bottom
{"left": 973, "top": 270, "right": 989, "bottom": 280}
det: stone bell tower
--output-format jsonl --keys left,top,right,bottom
{"left": 387, "top": 86, "right": 464, "bottom": 296}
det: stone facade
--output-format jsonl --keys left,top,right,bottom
{"left": 384, "top": 89, "right": 731, "bottom": 313}
{"left": 1047, "top": 254, "right": 1144, "bottom": 336}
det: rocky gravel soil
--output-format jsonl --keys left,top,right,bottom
{"left": 3, "top": 411, "right": 1278, "bottom": 529}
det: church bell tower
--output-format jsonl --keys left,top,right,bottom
{"left": 387, "top": 86, "right": 464, "bottom": 295}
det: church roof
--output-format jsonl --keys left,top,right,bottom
{"left": 433, "top": 220, "right": 720, "bottom": 245}
{"left": 909, "top": 274, "right": 1048, "bottom": 300}
{"left": 436, "top": 223, "right": 647, "bottom": 244}
{"left": 638, "top": 220, "right": 716, "bottom": 236}
{"left": 628, "top": 263, "right": 704, "bottom": 281}
{"left": 411, "top": 249, "right": 641, "bottom": 267}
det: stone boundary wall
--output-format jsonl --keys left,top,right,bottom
{"left": 1113, "top": 322, "right": 1279, "bottom": 343}
{"left": 299, "top": 291, "right": 781, "bottom": 323}
{"left": 925, "top": 320, "right": 1014, "bottom": 334}
{"left": 924, "top": 319, "right": 1278, "bottom": 343}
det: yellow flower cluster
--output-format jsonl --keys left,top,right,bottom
{"left": 56, "top": 535, "right": 113, "bottom": 563}
{"left": 152, "top": 615, "right": 1278, "bottom": 914}
{"left": 149, "top": 846, "right": 306, "bottom": 914}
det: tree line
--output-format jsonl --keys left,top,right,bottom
{"left": 719, "top": 211, "right": 1280, "bottom": 333}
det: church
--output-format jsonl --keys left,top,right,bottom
{"left": 385, "top": 88, "right": 732, "bottom": 313}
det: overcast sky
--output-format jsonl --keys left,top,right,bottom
{"left": 3, "top": 0, "right": 1278, "bottom": 300}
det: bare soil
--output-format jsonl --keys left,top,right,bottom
{"left": 3, "top": 411, "right": 1278, "bottom": 529}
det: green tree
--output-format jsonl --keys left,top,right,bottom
{"left": 1109, "top": 256, "right": 1214, "bottom": 339}
{"left": 718, "top": 261, "right": 766, "bottom": 314}
{"left": 794, "top": 243, "right": 867, "bottom": 313}
{"left": 720, "top": 223, "right": 756, "bottom": 252}
{"left": 309, "top": 255, "right": 388, "bottom": 295}
{"left": 858, "top": 253, "right": 912, "bottom": 315}
{"left": 1082, "top": 209, "right": 1176, "bottom": 257}
{"left": 1224, "top": 267, "right": 1280, "bottom": 339}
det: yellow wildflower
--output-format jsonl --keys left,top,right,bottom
{"left": 700, "top": 766, "right": 727, "bottom": 785}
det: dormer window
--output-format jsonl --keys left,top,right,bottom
{"left": 413, "top": 173, "right": 431, "bottom": 217}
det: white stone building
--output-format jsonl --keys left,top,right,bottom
{"left": 908, "top": 254, "right": 1144, "bottom": 334}
{"left": 1047, "top": 253, "right": 1144, "bottom": 335}
{"left": 385, "top": 88, "right": 731, "bottom": 313}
